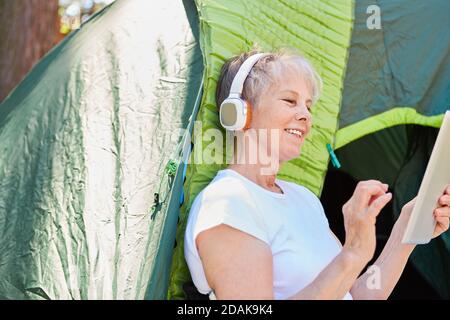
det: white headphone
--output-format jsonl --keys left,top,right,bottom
{"left": 219, "top": 53, "right": 268, "bottom": 131}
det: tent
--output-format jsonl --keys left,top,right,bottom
{"left": 0, "top": 0, "right": 203, "bottom": 299}
{"left": 0, "top": 0, "right": 448, "bottom": 299}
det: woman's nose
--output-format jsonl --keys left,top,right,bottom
{"left": 294, "top": 106, "right": 311, "bottom": 121}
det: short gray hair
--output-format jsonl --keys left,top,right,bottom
{"left": 216, "top": 49, "right": 323, "bottom": 110}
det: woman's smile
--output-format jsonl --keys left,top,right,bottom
{"left": 284, "top": 128, "right": 306, "bottom": 142}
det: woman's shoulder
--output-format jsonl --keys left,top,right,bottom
{"left": 204, "top": 170, "right": 253, "bottom": 197}
{"left": 191, "top": 170, "right": 258, "bottom": 212}
{"left": 186, "top": 170, "right": 269, "bottom": 245}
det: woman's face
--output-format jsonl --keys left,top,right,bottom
{"left": 249, "top": 68, "right": 313, "bottom": 163}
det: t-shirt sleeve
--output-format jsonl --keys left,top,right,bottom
{"left": 184, "top": 179, "right": 271, "bottom": 295}
{"left": 191, "top": 191, "right": 270, "bottom": 250}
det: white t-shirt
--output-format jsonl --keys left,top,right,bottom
{"left": 184, "top": 169, "right": 353, "bottom": 300}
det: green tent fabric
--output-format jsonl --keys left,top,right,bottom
{"left": 0, "top": 0, "right": 203, "bottom": 299}
{"left": 335, "top": 0, "right": 449, "bottom": 148}
{"left": 333, "top": 0, "right": 449, "bottom": 298}
{"left": 0, "top": 0, "right": 448, "bottom": 300}
{"left": 169, "top": 0, "right": 449, "bottom": 299}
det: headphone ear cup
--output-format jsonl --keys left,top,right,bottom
{"left": 220, "top": 98, "right": 238, "bottom": 130}
{"left": 220, "top": 98, "right": 249, "bottom": 131}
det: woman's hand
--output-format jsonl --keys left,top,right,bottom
{"left": 397, "top": 185, "right": 450, "bottom": 239}
{"left": 342, "top": 180, "right": 392, "bottom": 264}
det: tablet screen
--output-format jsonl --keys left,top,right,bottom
{"left": 402, "top": 111, "right": 450, "bottom": 244}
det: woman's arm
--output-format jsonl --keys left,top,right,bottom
{"left": 197, "top": 223, "right": 368, "bottom": 300}
{"left": 197, "top": 224, "right": 275, "bottom": 300}
{"left": 350, "top": 186, "right": 450, "bottom": 300}
{"left": 288, "top": 248, "right": 366, "bottom": 299}
{"left": 291, "top": 181, "right": 393, "bottom": 300}
{"left": 349, "top": 221, "right": 415, "bottom": 300}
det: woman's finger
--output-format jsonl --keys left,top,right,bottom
{"left": 359, "top": 180, "right": 385, "bottom": 187}
{"left": 434, "top": 207, "right": 450, "bottom": 217}
{"left": 367, "top": 192, "right": 392, "bottom": 218}
{"left": 353, "top": 183, "right": 387, "bottom": 207}
{"left": 435, "top": 216, "right": 450, "bottom": 232}
{"left": 439, "top": 194, "right": 450, "bottom": 206}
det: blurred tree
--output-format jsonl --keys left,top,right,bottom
{"left": 0, "top": 0, "right": 59, "bottom": 102}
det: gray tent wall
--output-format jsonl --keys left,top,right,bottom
{"left": 0, "top": 0, "right": 203, "bottom": 299}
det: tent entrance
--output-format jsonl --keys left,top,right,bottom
{"left": 320, "top": 125, "right": 444, "bottom": 298}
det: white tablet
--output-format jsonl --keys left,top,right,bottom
{"left": 402, "top": 110, "right": 450, "bottom": 245}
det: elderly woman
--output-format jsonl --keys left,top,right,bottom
{"left": 184, "top": 51, "right": 450, "bottom": 300}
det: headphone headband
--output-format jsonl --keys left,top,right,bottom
{"left": 228, "top": 53, "right": 269, "bottom": 97}
{"left": 219, "top": 52, "right": 269, "bottom": 131}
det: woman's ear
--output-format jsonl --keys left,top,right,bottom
{"left": 243, "top": 101, "right": 253, "bottom": 131}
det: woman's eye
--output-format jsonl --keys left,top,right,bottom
{"left": 282, "top": 99, "right": 296, "bottom": 106}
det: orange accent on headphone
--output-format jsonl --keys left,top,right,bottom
{"left": 243, "top": 101, "right": 253, "bottom": 131}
